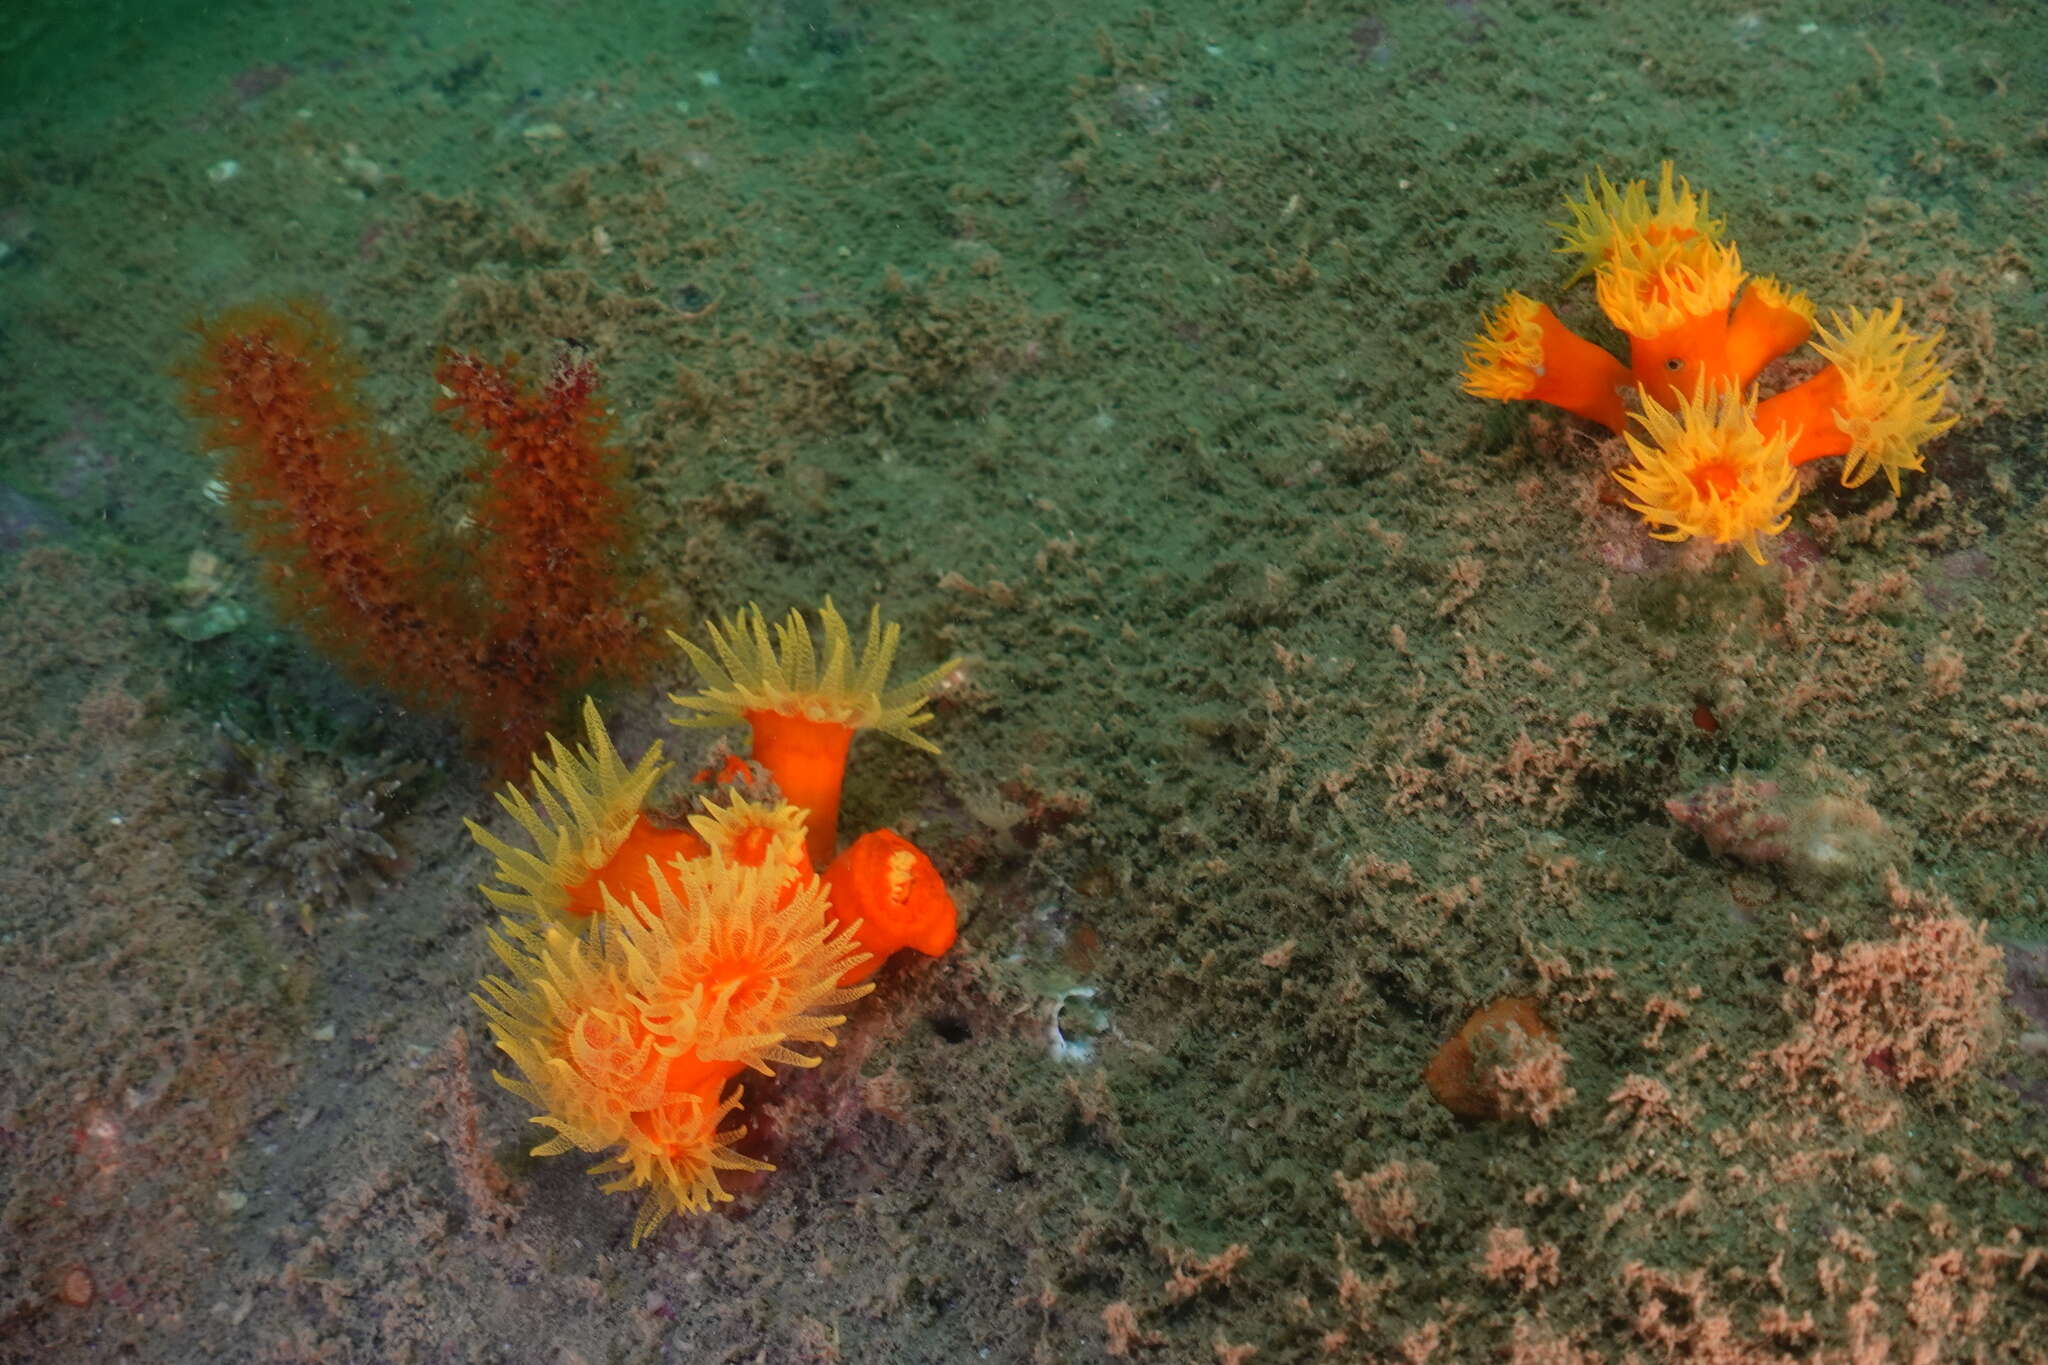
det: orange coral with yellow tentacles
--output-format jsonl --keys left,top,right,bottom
{"left": 1612, "top": 384, "right": 1799, "bottom": 566}
{"left": 473, "top": 849, "right": 868, "bottom": 1243}
{"left": 667, "top": 599, "right": 960, "bottom": 868}
{"left": 1462, "top": 163, "right": 1953, "bottom": 564}
{"left": 469, "top": 612, "right": 961, "bottom": 1242}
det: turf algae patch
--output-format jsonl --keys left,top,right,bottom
{"left": 0, "top": 549, "right": 302, "bottom": 1359}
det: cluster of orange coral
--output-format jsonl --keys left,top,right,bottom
{"left": 1462, "top": 165, "right": 1955, "bottom": 564}
{"left": 469, "top": 602, "right": 961, "bottom": 1243}
{"left": 179, "top": 302, "right": 662, "bottom": 775}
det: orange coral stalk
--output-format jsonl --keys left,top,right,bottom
{"left": 1621, "top": 310, "right": 1732, "bottom": 408}
{"left": 1622, "top": 276, "right": 1815, "bottom": 407}
{"left": 668, "top": 601, "right": 959, "bottom": 867}
{"left": 746, "top": 711, "right": 856, "bottom": 865}
{"left": 822, "top": 829, "right": 959, "bottom": 985}
{"left": 1461, "top": 293, "right": 1630, "bottom": 432}
{"left": 1752, "top": 367, "right": 1848, "bottom": 467}
{"left": 564, "top": 815, "right": 707, "bottom": 920}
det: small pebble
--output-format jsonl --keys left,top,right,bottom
{"left": 56, "top": 1265, "right": 92, "bottom": 1308}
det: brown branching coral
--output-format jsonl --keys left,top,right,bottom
{"left": 199, "top": 723, "right": 424, "bottom": 926}
{"left": 179, "top": 303, "right": 666, "bottom": 777}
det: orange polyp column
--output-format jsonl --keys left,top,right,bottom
{"left": 1722, "top": 286, "right": 1814, "bottom": 389}
{"left": 1463, "top": 295, "right": 1630, "bottom": 432}
{"left": 1755, "top": 368, "right": 1849, "bottom": 466}
{"left": 1627, "top": 311, "right": 1733, "bottom": 408}
{"left": 564, "top": 815, "right": 708, "bottom": 919}
{"left": 1524, "top": 307, "right": 1632, "bottom": 431}
{"left": 744, "top": 710, "right": 855, "bottom": 867}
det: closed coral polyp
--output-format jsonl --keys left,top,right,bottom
{"left": 823, "top": 829, "right": 961, "bottom": 985}
{"left": 1424, "top": 997, "right": 1571, "bottom": 1125}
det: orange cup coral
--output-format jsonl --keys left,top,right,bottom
{"left": 667, "top": 600, "right": 960, "bottom": 867}
{"left": 1423, "top": 996, "right": 1573, "bottom": 1126}
{"left": 683, "top": 788, "right": 815, "bottom": 896}
{"left": 1462, "top": 163, "right": 1953, "bottom": 564}
{"left": 1754, "top": 301, "right": 1957, "bottom": 494}
{"left": 1461, "top": 293, "right": 1634, "bottom": 431}
{"left": 823, "top": 829, "right": 960, "bottom": 986}
{"left": 474, "top": 848, "right": 869, "bottom": 1243}
{"left": 1611, "top": 383, "right": 1799, "bottom": 566}
{"left": 1551, "top": 162, "right": 1722, "bottom": 284}
{"left": 468, "top": 680, "right": 962, "bottom": 1242}
{"left": 465, "top": 698, "right": 705, "bottom": 929}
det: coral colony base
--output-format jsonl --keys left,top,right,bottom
{"left": 1462, "top": 165, "right": 1955, "bottom": 564}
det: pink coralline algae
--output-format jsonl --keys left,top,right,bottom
{"left": 1757, "top": 872, "right": 2006, "bottom": 1107}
